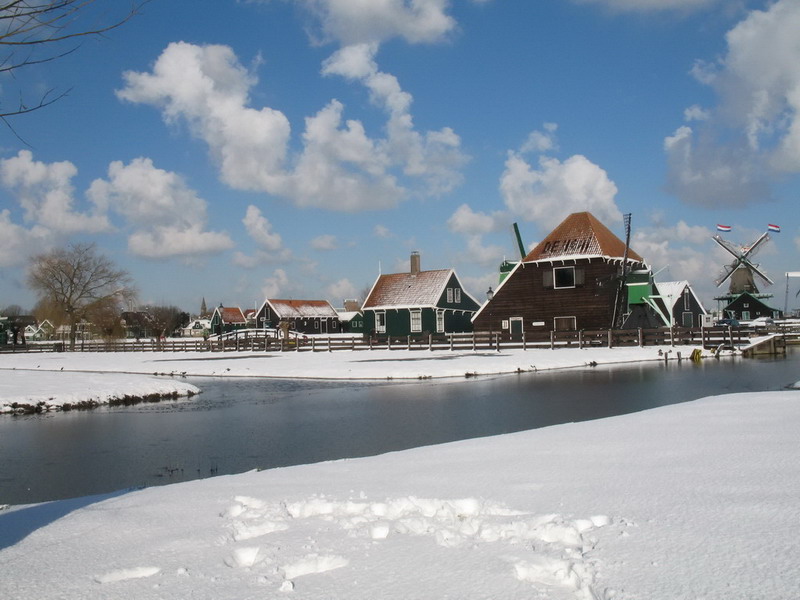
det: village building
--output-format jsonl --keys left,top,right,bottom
{"left": 473, "top": 212, "right": 647, "bottom": 334}
{"left": 256, "top": 299, "right": 340, "bottom": 334}
{"left": 652, "top": 281, "right": 707, "bottom": 328}
{"left": 181, "top": 318, "right": 211, "bottom": 338}
{"left": 209, "top": 305, "right": 248, "bottom": 336}
{"left": 336, "top": 300, "right": 365, "bottom": 334}
{"left": 621, "top": 274, "right": 708, "bottom": 329}
{"left": 362, "top": 252, "right": 480, "bottom": 338}
{"left": 721, "top": 291, "right": 781, "bottom": 322}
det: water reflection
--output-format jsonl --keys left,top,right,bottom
{"left": 1, "top": 351, "right": 797, "bottom": 505}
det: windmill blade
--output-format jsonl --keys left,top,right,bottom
{"left": 749, "top": 262, "right": 774, "bottom": 287}
{"left": 714, "top": 261, "right": 738, "bottom": 287}
{"left": 740, "top": 232, "right": 770, "bottom": 260}
{"left": 712, "top": 234, "right": 742, "bottom": 259}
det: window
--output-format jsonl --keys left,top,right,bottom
{"left": 554, "top": 266, "right": 576, "bottom": 289}
{"left": 314, "top": 320, "right": 319, "bottom": 329}
{"left": 436, "top": 310, "right": 445, "bottom": 333}
{"left": 454, "top": 288, "right": 461, "bottom": 303}
{"left": 446, "top": 288, "right": 454, "bottom": 303}
{"left": 375, "top": 311, "right": 386, "bottom": 333}
{"left": 683, "top": 290, "right": 691, "bottom": 311}
{"left": 742, "top": 311, "right": 750, "bottom": 321}
{"left": 410, "top": 309, "right": 422, "bottom": 333}
{"left": 553, "top": 316, "right": 577, "bottom": 331}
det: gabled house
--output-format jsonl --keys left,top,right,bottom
{"left": 722, "top": 291, "right": 781, "bottom": 322}
{"left": 652, "top": 281, "right": 707, "bottom": 328}
{"left": 362, "top": 252, "right": 480, "bottom": 337}
{"left": 210, "top": 305, "right": 247, "bottom": 336}
{"left": 473, "top": 212, "right": 647, "bottom": 333}
{"left": 256, "top": 299, "right": 340, "bottom": 334}
{"left": 181, "top": 318, "right": 211, "bottom": 338}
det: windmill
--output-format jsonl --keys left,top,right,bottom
{"left": 712, "top": 231, "right": 773, "bottom": 295}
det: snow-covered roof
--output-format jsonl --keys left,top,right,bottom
{"left": 655, "top": 280, "right": 706, "bottom": 313}
{"left": 266, "top": 299, "right": 338, "bottom": 319}
{"left": 363, "top": 269, "right": 453, "bottom": 310}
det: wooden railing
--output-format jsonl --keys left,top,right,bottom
{"left": 1, "top": 324, "right": 789, "bottom": 354}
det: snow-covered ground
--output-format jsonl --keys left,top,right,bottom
{"left": 2, "top": 345, "right": 797, "bottom": 597}
{"left": 1, "top": 389, "right": 799, "bottom": 599}
{"left": 0, "top": 344, "right": 710, "bottom": 413}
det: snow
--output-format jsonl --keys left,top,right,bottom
{"left": 0, "top": 344, "right": 708, "bottom": 412}
{"left": 1, "top": 345, "right": 798, "bottom": 598}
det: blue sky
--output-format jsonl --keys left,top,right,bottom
{"left": 2, "top": 0, "right": 799, "bottom": 315}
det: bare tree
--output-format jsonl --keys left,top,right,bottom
{"left": 0, "top": 1, "right": 149, "bottom": 129}
{"left": 27, "top": 242, "right": 135, "bottom": 349}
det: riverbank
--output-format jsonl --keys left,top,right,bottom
{"left": 2, "top": 388, "right": 799, "bottom": 599}
{"left": 0, "top": 344, "right": 713, "bottom": 412}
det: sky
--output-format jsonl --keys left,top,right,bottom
{"left": 1, "top": 0, "right": 799, "bottom": 316}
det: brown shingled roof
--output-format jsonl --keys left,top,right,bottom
{"left": 363, "top": 269, "right": 453, "bottom": 309}
{"left": 216, "top": 306, "right": 246, "bottom": 324}
{"left": 524, "top": 212, "right": 643, "bottom": 262}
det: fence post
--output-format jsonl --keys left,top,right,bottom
{"left": 579, "top": 330, "right": 583, "bottom": 349}
{"left": 670, "top": 326, "right": 674, "bottom": 347}
{"left": 608, "top": 329, "right": 613, "bottom": 348}
{"left": 428, "top": 334, "right": 433, "bottom": 351}
{"left": 550, "top": 331, "right": 555, "bottom": 350}
{"left": 638, "top": 328, "right": 644, "bottom": 347}
{"left": 523, "top": 332, "right": 527, "bottom": 351}
{"left": 495, "top": 332, "right": 500, "bottom": 351}
{"left": 472, "top": 332, "right": 476, "bottom": 351}
{"left": 388, "top": 336, "right": 392, "bottom": 350}
{"left": 450, "top": 334, "right": 454, "bottom": 351}
{"left": 407, "top": 335, "right": 412, "bottom": 350}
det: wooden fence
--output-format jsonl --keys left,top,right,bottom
{"left": 0, "top": 325, "right": 779, "bottom": 355}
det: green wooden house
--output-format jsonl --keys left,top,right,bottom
{"left": 362, "top": 252, "right": 480, "bottom": 338}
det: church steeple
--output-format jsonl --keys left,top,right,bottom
{"left": 200, "top": 297, "right": 208, "bottom": 317}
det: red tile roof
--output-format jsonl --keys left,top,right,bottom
{"left": 363, "top": 269, "right": 453, "bottom": 309}
{"left": 216, "top": 307, "right": 246, "bottom": 324}
{"left": 524, "top": 212, "right": 643, "bottom": 263}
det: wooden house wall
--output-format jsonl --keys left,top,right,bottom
{"left": 474, "top": 259, "right": 638, "bottom": 332}
{"left": 363, "top": 307, "right": 474, "bottom": 337}
{"left": 670, "top": 287, "right": 705, "bottom": 327}
{"left": 724, "top": 294, "right": 780, "bottom": 320}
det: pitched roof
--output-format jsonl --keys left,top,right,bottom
{"left": 363, "top": 269, "right": 453, "bottom": 309}
{"left": 215, "top": 306, "right": 246, "bottom": 324}
{"left": 656, "top": 280, "right": 707, "bottom": 312}
{"left": 524, "top": 212, "right": 643, "bottom": 263}
{"left": 267, "top": 299, "right": 338, "bottom": 319}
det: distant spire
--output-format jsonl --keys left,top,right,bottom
{"left": 200, "top": 297, "right": 207, "bottom": 317}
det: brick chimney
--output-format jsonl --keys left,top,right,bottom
{"left": 410, "top": 251, "right": 420, "bottom": 275}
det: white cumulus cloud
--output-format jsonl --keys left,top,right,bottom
{"left": 326, "top": 277, "right": 357, "bottom": 301}
{"left": 88, "top": 157, "right": 233, "bottom": 259}
{"left": 0, "top": 150, "right": 110, "bottom": 234}
{"left": 500, "top": 152, "right": 622, "bottom": 231}
{"left": 311, "top": 234, "right": 338, "bottom": 250}
{"left": 666, "top": 0, "right": 800, "bottom": 206}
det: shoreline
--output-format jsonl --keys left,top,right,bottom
{"left": 0, "top": 344, "right": 728, "bottom": 413}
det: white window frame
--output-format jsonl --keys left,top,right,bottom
{"left": 553, "top": 316, "right": 577, "bottom": 331}
{"left": 410, "top": 309, "right": 422, "bottom": 333}
{"left": 553, "top": 266, "right": 576, "bottom": 289}
{"left": 454, "top": 288, "right": 461, "bottom": 303}
{"left": 375, "top": 311, "right": 386, "bottom": 333}
{"left": 446, "top": 287, "right": 454, "bottom": 303}
{"left": 436, "top": 310, "right": 445, "bottom": 333}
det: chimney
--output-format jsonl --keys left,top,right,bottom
{"left": 410, "top": 251, "right": 420, "bottom": 275}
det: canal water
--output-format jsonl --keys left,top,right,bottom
{"left": 1, "top": 351, "right": 798, "bottom": 505}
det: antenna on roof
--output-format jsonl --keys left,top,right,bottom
{"left": 611, "top": 213, "right": 633, "bottom": 329}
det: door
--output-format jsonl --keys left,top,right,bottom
{"left": 681, "top": 312, "right": 693, "bottom": 327}
{"left": 510, "top": 317, "right": 523, "bottom": 338}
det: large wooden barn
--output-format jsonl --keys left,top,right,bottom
{"left": 472, "top": 212, "right": 647, "bottom": 334}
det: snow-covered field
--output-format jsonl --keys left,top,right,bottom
{"left": 2, "top": 345, "right": 798, "bottom": 598}
{"left": 0, "top": 344, "right": 708, "bottom": 412}
{"left": 1, "top": 389, "right": 799, "bottom": 599}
